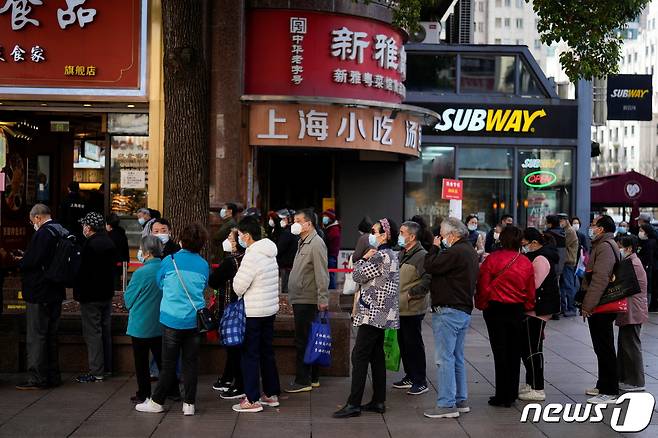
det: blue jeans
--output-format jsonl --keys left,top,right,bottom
{"left": 431, "top": 307, "right": 470, "bottom": 408}
{"left": 328, "top": 256, "right": 337, "bottom": 289}
{"left": 560, "top": 265, "right": 578, "bottom": 315}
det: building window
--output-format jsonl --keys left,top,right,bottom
{"left": 631, "top": 125, "right": 635, "bottom": 135}
{"left": 460, "top": 55, "right": 515, "bottom": 93}
{"left": 405, "top": 54, "right": 457, "bottom": 92}
{"left": 652, "top": 45, "right": 655, "bottom": 54}
{"left": 504, "top": 18, "right": 511, "bottom": 27}
{"left": 646, "top": 46, "right": 650, "bottom": 56}
{"left": 479, "top": 22, "right": 485, "bottom": 32}
{"left": 516, "top": 0, "right": 524, "bottom": 7}
{"left": 495, "top": 17, "right": 502, "bottom": 28}
{"left": 479, "top": 1, "right": 484, "bottom": 12}
{"left": 610, "top": 128, "right": 613, "bottom": 138}
{"left": 494, "top": 38, "right": 502, "bottom": 44}
{"left": 615, "top": 127, "right": 619, "bottom": 140}
{"left": 624, "top": 126, "right": 628, "bottom": 136}
{"left": 631, "top": 146, "right": 635, "bottom": 158}
{"left": 516, "top": 39, "right": 524, "bottom": 45}
{"left": 516, "top": 18, "right": 523, "bottom": 29}
{"left": 627, "top": 54, "right": 631, "bottom": 63}
{"left": 634, "top": 52, "right": 638, "bottom": 62}
{"left": 495, "top": 0, "right": 502, "bottom": 6}
{"left": 504, "top": 0, "right": 511, "bottom": 6}
{"left": 534, "top": 39, "right": 541, "bottom": 49}
{"left": 405, "top": 146, "right": 455, "bottom": 226}
{"left": 599, "top": 130, "right": 604, "bottom": 142}
{"left": 623, "top": 147, "right": 627, "bottom": 158}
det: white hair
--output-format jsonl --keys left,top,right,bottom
{"left": 441, "top": 217, "right": 468, "bottom": 238}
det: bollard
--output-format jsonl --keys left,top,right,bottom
{"left": 122, "top": 261, "right": 128, "bottom": 292}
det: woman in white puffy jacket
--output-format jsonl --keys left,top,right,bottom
{"left": 231, "top": 217, "right": 281, "bottom": 413}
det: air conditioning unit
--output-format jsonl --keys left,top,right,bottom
{"left": 410, "top": 22, "right": 445, "bottom": 44}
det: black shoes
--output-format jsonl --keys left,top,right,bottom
{"left": 16, "top": 381, "right": 48, "bottom": 390}
{"left": 333, "top": 404, "right": 362, "bottom": 418}
{"left": 361, "top": 401, "right": 386, "bottom": 414}
{"left": 488, "top": 396, "right": 513, "bottom": 408}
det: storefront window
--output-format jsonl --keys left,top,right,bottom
{"left": 110, "top": 135, "right": 150, "bottom": 246}
{"left": 406, "top": 54, "right": 457, "bottom": 93}
{"left": 405, "top": 146, "right": 455, "bottom": 229}
{"left": 457, "top": 147, "right": 514, "bottom": 231}
{"left": 460, "top": 55, "right": 515, "bottom": 94}
{"left": 73, "top": 139, "right": 107, "bottom": 212}
{"left": 517, "top": 149, "right": 573, "bottom": 229}
{"left": 519, "top": 60, "right": 543, "bottom": 97}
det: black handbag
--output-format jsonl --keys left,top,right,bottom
{"left": 171, "top": 255, "right": 218, "bottom": 334}
{"left": 575, "top": 242, "right": 641, "bottom": 308}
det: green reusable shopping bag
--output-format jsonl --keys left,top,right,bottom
{"left": 383, "top": 328, "right": 401, "bottom": 372}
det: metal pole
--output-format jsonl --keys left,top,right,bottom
{"left": 576, "top": 80, "right": 593, "bottom": 224}
{"left": 122, "top": 261, "right": 128, "bottom": 292}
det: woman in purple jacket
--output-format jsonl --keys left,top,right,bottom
{"left": 615, "top": 235, "right": 648, "bottom": 392}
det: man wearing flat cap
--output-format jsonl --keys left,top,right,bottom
{"left": 74, "top": 212, "right": 118, "bottom": 383}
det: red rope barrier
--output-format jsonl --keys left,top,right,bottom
{"left": 118, "top": 262, "right": 351, "bottom": 273}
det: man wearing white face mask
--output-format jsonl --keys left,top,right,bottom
{"left": 286, "top": 209, "right": 329, "bottom": 393}
{"left": 151, "top": 218, "right": 179, "bottom": 259}
{"left": 136, "top": 208, "right": 156, "bottom": 238}
{"left": 213, "top": 203, "right": 238, "bottom": 260}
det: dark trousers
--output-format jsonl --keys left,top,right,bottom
{"left": 222, "top": 346, "right": 243, "bottom": 391}
{"left": 241, "top": 315, "right": 281, "bottom": 403}
{"left": 617, "top": 324, "right": 645, "bottom": 388}
{"left": 80, "top": 300, "right": 112, "bottom": 376}
{"left": 587, "top": 313, "right": 619, "bottom": 396}
{"left": 328, "top": 256, "right": 337, "bottom": 289}
{"left": 293, "top": 304, "right": 319, "bottom": 385}
{"left": 520, "top": 316, "right": 546, "bottom": 390}
{"left": 483, "top": 302, "right": 524, "bottom": 404}
{"left": 26, "top": 301, "right": 62, "bottom": 386}
{"left": 131, "top": 336, "right": 162, "bottom": 399}
{"left": 152, "top": 326, "right": 200, "bottom": 405}
{"left": 347, "top": 324, "right": 386, "bottom": 406}
{"left": 398, "top": 314, "right": 427, "bottom": 386}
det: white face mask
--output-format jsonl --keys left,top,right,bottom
{"left": 280, "top": 219, "right": 287, "bottom": 229}
{"left": 222, "top": 239, "right": 233, "bottom": 253}
{"left": 291, "top": 222, "right": 303, "bottom": 236}
{"left": 33, "top": 222, "right": 39, "bottom": 231}
{"left": 572, "top": 223, "right": 580, "bottom": 232}
{"left": 137, "top": 249, "right": 145, "bottom": 263}
{"left": 220, "top": 208, "right": 228, "bottom": 219}
{"left": 493, "top": 232, "right": 500, "bottom": 240}
{"left": 639, "top": 231, "right": 648, "bottom": 240}
{"left": 467, "top": 224, "right": 477, "bottom": 232}
{"left": 268, "top": 219, "right": 275, "bottom": 228}
{"left": 156, "top": 234, "right": 170, "bottom": 244}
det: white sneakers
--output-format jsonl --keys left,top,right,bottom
{"left": 518, "top": 384, "right": 532, "bottom": 396}
{"left": 518, "top": 389, "right": 546, "bottom": 401}
{"left": 135, "top": 398, "right": 195, "bottom": 416}
{"left": 182, "top": 403, "right": 195, "bottom": 416}
{"left": 259, "top": 395, "right": 280, "bottom": 407}
{"left": 232, "top": 398, "right": 264, "bottom": 413}
{"left": 587, "top": 394, "right": 617, "bottom": 404}
{"left": 135, "top": 399, "right": 164, "bottom": 413}
{"left": 585, "top": 387, "right": 599, "bottom": 396}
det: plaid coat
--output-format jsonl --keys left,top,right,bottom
{"left": 352, "top": 247, "right": 400, "bottom": 330}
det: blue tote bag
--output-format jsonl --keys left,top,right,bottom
{"left": 303, "top": 312, "right": 332, "bottom": 367}
{"left": 219, "top": 298, "right": 246, "bottom": 346}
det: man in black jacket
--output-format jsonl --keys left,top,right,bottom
{"left": 418, "top": 217, "right": 479, "bottom": 419}
{"left": 75, "top": 212, "right": 118, "bottom": 383}
{"left": 16, "top": 204, "right": 69, "bottom": 390}
{"left": 484, "top": 215, "right": 513, "bottom": 253}
{"left": 151, "top": 217, "right": 180, "bottom": 258}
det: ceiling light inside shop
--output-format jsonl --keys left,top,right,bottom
{"left": 83, "top": 104, "right": 92, "bottom": 107}
{"left": 41, "top": 103, "right": 48, "bottom": 106}
{"left": 127, "top": 104, "right": 135, "bottom": 108}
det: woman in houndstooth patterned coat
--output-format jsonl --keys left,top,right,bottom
{"left": 334, "top": 218, "right": 400, "bottom": 418}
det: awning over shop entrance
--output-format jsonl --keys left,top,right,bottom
{"left": 591, "top": 170, "right": 658, "bottom": 221}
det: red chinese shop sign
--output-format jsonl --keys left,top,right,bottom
{"left": 441, "top": 179, "right": 463, "bottom": 201}
{"left": 245, "top": 9, "right": 406, "bottom": 104}
{"left": 0, "top": 0, "right": 147, "bottom": 98}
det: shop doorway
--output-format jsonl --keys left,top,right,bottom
{"left": 257, "top": 148, "right": 334, "bottom": 213}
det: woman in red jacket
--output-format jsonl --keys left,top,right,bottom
{"left": 476, "top": 226, "right": 536, "bottom": 407}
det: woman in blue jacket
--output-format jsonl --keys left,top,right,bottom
{"left": 125, "top": 235, "right": 164, "bottom": 403}
{"left": 136, "top": 223, "right": 209, "bottom": 416}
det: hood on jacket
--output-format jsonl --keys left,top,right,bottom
{"left": 547, "top": 227, "right": 565, "bottom": 238}
{"left": 247, "top": 238, "right": 278, "bottom": 258}
{"left": 43, "top": 222, "right": 70, "bottom": 238}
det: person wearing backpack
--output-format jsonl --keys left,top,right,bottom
{"left": 16, "top": 204, "right": 70, "bottom": 390}
{"left": 74, "top": 212, "right": 119, "bottom": 383}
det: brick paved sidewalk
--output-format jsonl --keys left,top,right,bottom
{"left": 1, "top": 312, "right": 657, "bottom": 437}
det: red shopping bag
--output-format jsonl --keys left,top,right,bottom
{"left": 593, "top": 298, "right": 628, "bottom": 314}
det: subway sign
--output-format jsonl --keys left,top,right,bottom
{"left": 419, "top": 103, "right": 578, "bottom": 139}
{"left": 607, "top": 74, "right": 652, "bottom": 121}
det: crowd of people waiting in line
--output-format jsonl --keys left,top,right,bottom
{"left": 9, "top": 197, "right": 657, "bottom": 419}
